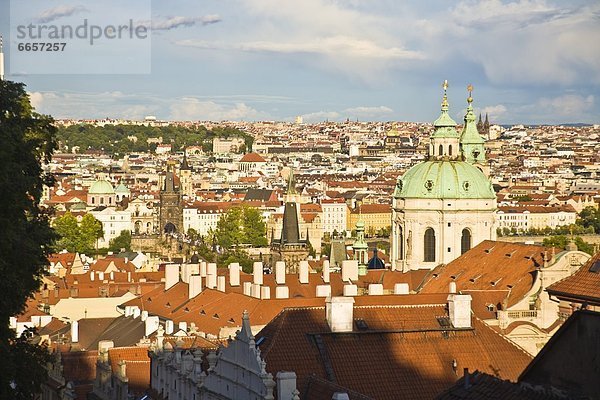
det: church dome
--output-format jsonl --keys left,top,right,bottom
{"left": 394, "top": 160, "right": 495, "bottom": 200}
{"left": 89, "top": 180, "right": 115, "bottom": 194}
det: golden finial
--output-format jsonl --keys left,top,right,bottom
{"left": 443, "top": 79, "right": 449, "bottom": 92}
{"left": 467, "top": 84, "right": 473, "bottom": 104}
{"left": 441, "top": 79, "right": 449, "bottom": 109}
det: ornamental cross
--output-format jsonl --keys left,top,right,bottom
{"left": 442, "top": 80, "right": 449, "bottom": 91}
{"left": 467, "top": 84, "right": 473, "bottom": 96}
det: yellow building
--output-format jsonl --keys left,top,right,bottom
{"left": 348, "top": 204, "right": 391, "bottom": 237}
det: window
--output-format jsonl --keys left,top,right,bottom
{"left": 424, "top": 228, "right": 436, "bottom": 262}
{"left": 397, "top": 226, "right": 404, "bottom": 260}
{"left": 439, "top": 144, "right": 443, "bottom": 156}
{"left": 449, "top": 145, "right": 453, "bottom": 156}
{"left": 448, "top": 222, "right": 451, "bottom": 227}
{"left": 461, "top": 228, "right": 472, "bottom": 254}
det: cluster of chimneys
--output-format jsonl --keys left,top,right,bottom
{"left": 324, "top": 282, "right": 472, "bottom": 333}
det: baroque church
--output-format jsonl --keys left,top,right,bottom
{"left": 391, "top": 82, "right": 497, "bottom": 272}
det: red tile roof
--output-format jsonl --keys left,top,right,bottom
{"left": 108, "top": 346, "right": 151, "bottom": 394}
{"left": 546, "top": 252, "right": 600, "bottom": 305}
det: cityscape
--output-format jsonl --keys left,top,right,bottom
{"left": 1, "top": 1, "right": 599, "bottom": 400}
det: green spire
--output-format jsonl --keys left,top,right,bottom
{"left": 432, "top": 79, "right": 459, "bottom": 137}
{"left": 460, "top": 84, "right": 486, "bottom": 164}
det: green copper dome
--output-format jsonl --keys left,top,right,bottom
{"left": 89, "top": 180, "right": 115, "bottom": 194}
{"left": 394, "top": 160, "right": 495, "bottom": 200}
{"left": 114, "top": 182, "right": 130, "bottom": 194}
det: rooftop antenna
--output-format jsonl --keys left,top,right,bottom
{"left": 0, "top": 35, "right": 5, "bottom": 81}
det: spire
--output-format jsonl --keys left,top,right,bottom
{"left": 180, "top": 150, "right": 191, "bottom": 171}
{"left": 0, "top": 35, "right": 4, "bottom": 81}
{"left": 286, "top": 168, "right": 297, "bottom": 196}
{"left": 433, "top": 79, "right": 457, "bottom": 128}
{"left": 460, "top": 84, "right": 485, "bottom": 164}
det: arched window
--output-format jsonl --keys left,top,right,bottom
{"left": 439, "top": 144, "right": 444, "bottom": 156}
{"left": 424, "top": 228, "right": 436, "bottom": 262}
{"left": 397, "top": 226, "right": 404, "bottom": 260}
{"left": 461, "top": 228, "right": 472, "bottom": 254}
{"left": 448, "top": 145, "right": 453, "bottom": 156}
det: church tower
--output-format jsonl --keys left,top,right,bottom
{"left": 159, "top": 162, "right": 183, "bottom": 234}
{"left": 460, "top": 85, "right": 488, "bottom": 175}
{"left": 391, "top": 81, "right": 497, "bottom": 272}
{"left": 179, "top": 151, "right": 193, "bottom": 198}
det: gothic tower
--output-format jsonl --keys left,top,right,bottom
{"left": 159, "top": 162, "right": 183, "bottom": 234}
{"left": 179, "top": 151, "right": 193, "bottom": 198}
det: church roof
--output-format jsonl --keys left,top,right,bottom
{"left": 89, "top": 179, "right": 114, "bottom": 194}
{"left": 239, "top": 152, "right": 266, "bottom": 163}
{"left": 394, "top": 160, "right": 495, "bottom": 200}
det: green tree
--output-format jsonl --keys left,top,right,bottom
{"left": 215, "top": 205, "right": 267, "bottom": 249}
{"left": 542, "top": 235, "right": 595, "bottom": 256}
{"left": 577, "top": 206, "right": 600, "bottom": 233}
{"left": 53, "top": 212, "right": 79, "bottom": 251}
{"left": 0, "top": 80, "right": 56, "bottom": 399}
{"left": 109, "top": 230, "right": 132, "bottom": 253}
{"left": 242, "top": 206, "right": 268, "bottom": 246}
{"left": 78, "top": 213, "right": 104, "bottom": 253}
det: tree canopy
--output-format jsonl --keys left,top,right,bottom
{"left": 56, "top": 123, "right": 253, "bottom": 156}
{"left": 109, "top": 230, "right": 132, "bottom": 253}
{"left": 542, "top": 235, "right": 595, "bottom": 256}
{"left": 53, "top": 212, "right": 103, "bottom": 254}
{"left": 0, "top": 80, "right": 57, "bottom": 398}
{"left": 577, "top": 206, "right": 600, "bottom": 234}
{"left": 215, "top": 205, "right": 268, "bottom": 249}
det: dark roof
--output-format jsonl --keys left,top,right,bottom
{"left": 278, "top": 202, "right": 304, "bottom": 245}
{"left": 258, "top": 304, "right": 531, "bottom": 400}
{"left": 367, "top": 248, "right": 385, "bottom": 269}
{"left": 244, "top": 188, "right": 274, "bottom": 202}
{"left": 75, "top": 316, "right": 146, "bottom": 350}
{"left": 519, "top": 310, "right": 600, "bottom": 399}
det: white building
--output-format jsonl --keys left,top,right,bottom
{"left": 496, "top": 205, "right": 578, "bottom": 232}
{"left": 391, "top": 84, "right": 497, "bottom": 272}
{"left": 90, "top": 208, "right": 132, "bottom": 248}
{"left": 213, "top": 137, "right": 245, "bottom": 154}
{"left": 321, "top": 198, "right": 348, "bottom": 236}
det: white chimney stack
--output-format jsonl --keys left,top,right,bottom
{"left": 141, "top": 310, "right": 148, "bottom": 321}
{"left": 71, "top": 320, "right": 79, "bottom": 343}
{"left": 229, "top": 263, "right": 240, "bottom": 286}
{"left": 448, "top": 293, "right": 472, "bottom": 328}
{"left": 188, "top": 274, "right": 202, "bottom": 299}
{"left": 326, "top": 296, "right": 355, "bottom": 333}
{"left": 253, "top": 262, "right": 264, "bottom": 285}
{"left": 322, "top": 260, "right": 330, "bottom": 283}
{"left": 124, "top": 306, "right": 132, "bottom": 317}
{"left": 165, "top": 264, "right": 180, "bottom": 290}
{"left": 132, "top": 307, "right": 141, "bottom": 319}
{"left": 243, "top": 281, "right": 252, "bottom": 296}
{"left": 178, "top": 321, "right": 187, "bottom": 332}
{"left": 217, "top": 276, "right": 226, "bottom": 292}
{"left": 251, "top": 283, "right": 261, "bottom": 299}
{"left": 275, "top": 261, "right": 286, "bottom": 285}
{"left": 207, "top": 263, "right": 217, "bottom": 277}
{"left": 165, "top": 319, "right": 174, "bottom": 334}
{"left": 299, "top": 261, "right": 309, "bottom": 284}
{"left": 90, "top": 271, "right": 95, "bottom": 281}
{"left": 343, "top": 284, "right": 358, "bottom": 297}
{"left": 200, "top": 261, "right": 207, "bottom": 277}
{"left": 394, "top": 283, "right": 409, "bottom": 295}
{"left": 261, "top": 286, "right": 271, "bottom": 299}
{"left": 368, "top": 283, "right": 383, "bottom": 295}
{"left": 316, "top": 285, "right": 331, "bottom": 298}
{"left": 449, "top": 282, "right": 457, "bottom": 294}
{"left": 275, "top": 286, "right": 289, "bottom": 299}
{"left": 145, "top": 316, "right": 160, "bottom": 336}
{"left": 341, "top": 260, "right": 358, "bottom": 282}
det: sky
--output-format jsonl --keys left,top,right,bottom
{"left": 1, "top": 0, "right": 599, "bottom": 124}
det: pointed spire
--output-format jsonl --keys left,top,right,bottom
{"left": 287, "top": 168, "right": 297, "bottom": 196}
{"left": 180, "top": 150, "right": 191, "bottom": 170}
{"left": 433, "top": 79, "right": 458, "bottom": 129}
{"left": 237, "top": 310, "right": 255, "bottom": 344}
{"left": 460, "top": 83, "right": 485, "bottom": 164}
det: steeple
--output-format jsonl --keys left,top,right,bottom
{"left": 353, "top": 219, "right": 369, "bottom": 276}
{"left": 287, "top": 168, "right": 297, "bottom": 196}
{"left": 0, "top": 36, "right": 4, "bottom": 81}
{"left": 180, "top": 151, "right": 191, "bottom": 171}
{"left": 430, "top": 80, "right": 460, "bottom": 160}
{"left": 483, "top": 113, "right": 490, "bottom": 135}
{"left": 460, "top": 84, "right": 486, "bottom": 165}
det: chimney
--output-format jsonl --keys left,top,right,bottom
{"left": 316, "top": 284, "right": 331, "bottom": 298}
{"left": 199, "top": 261, "right": 207, "bottom": 277}
{"left": 217, "top": 276, "right": 226, "bottom": 292}
{"left": 165, "top": 264, "right": 180, "bottom": 290}
{"left": 343, "top": 284, "right": 357, "bottom": 296}
{"left": 251, "top": 283, "right": 261, "bottom": 298}
{"left": 141, "top": 310, "right": 148, "bottom": 321}
{"left": 261, "top": 286, "right": 271, "bottom": 299}
{"left": 165, "top": 319, "right": 174, "bottom": 334}
{"left": 145, "top": 316, "right": 160, "bottom": 336}
{"left": 229, "top": 263, "right": 240, "bottom": 286}
{"left": 394, "top": 283, "right": 409, "bottom": 295}
{"left": 110, "top": 271, "right": 114, "bottom": 281}
{"left": 207, "top": 262, "right": 217, "bottom": 277}
{"left": 243, "top": 281, "right": 252, "bottom": 296}
{"left": 276, "top": 371, "right": 298, "bottom": 400}
{"left": 71, "top": 320, "right": 79, "bottom": 343}
{"left": 90, "top": 271, "right": 95, "bottom": 281}
{"left": 275, "top": 261, "right": 286, "bottom": 285}
{"left": 326, "top": 296, "right": 355, "bottom": 333}
{"left": 188, "top": 274, "right": 202, "bottom": 299}
{"left": 253, "top": 262, "right": 264, "bottom": 285}
{"left": 448, "top": 293, "right": 472, "bottom": 328}
{"left": 299, "top": 261, "right": 309, "bottom": 284}
{"left": 124, "top": 306, "right": 132, "bottom": 317}
{"left": 275, "top": 286, "right": 289, "bottom": 299}
{"left": 341, "top": 260, "right": 358, "bottom": 282}
{"left": 449, "top": 282, "right": 457, "bottom": 294}
{"left": 98, "top": 271, "right": 104, "bottom": 281}
{"left": 178, "top": 321, "right": 187, "bottom": 332}
{"left": 368, "top": 283, "right": 383, "bottom": 295}
{"left": 132, "top": 307, "right": 141, "bottom": 319}
{"left": 322, "top": 259, "right": 330, "bottom": 283}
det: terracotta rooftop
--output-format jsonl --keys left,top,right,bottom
{"left": 257, "top": 304, "right": 532, "bottom": 400}
{"left": 546, "top": 252, "right": 600, "bottom": 305}
{"left": 419, "top": 240, "right": 554, "bottom": 308}
{"left": 239, "top": 152, "right": 266, "bottom": 163}
{"left": 108, "top": 346, "right": 151, "bottom": 394}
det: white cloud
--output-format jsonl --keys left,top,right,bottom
{"left": 480, "top": 104, "right": 507, "bottom": 121}
{"left": 140, "top": 15, "right": 222, "bottom": 31}
{"left": 300, "top": 111, "right": 341, "bottom": 123}
{"left": 537, "top": 94, "right": 594, "bottom": 116}
{"left": 300, "top": 105, "right": 393, "bottom": 122}
{"left": 36, "top": 5, "right": 87, "bottom": 23}
{"left": 168, "top": 98, "right": 266, "bottom": 121}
